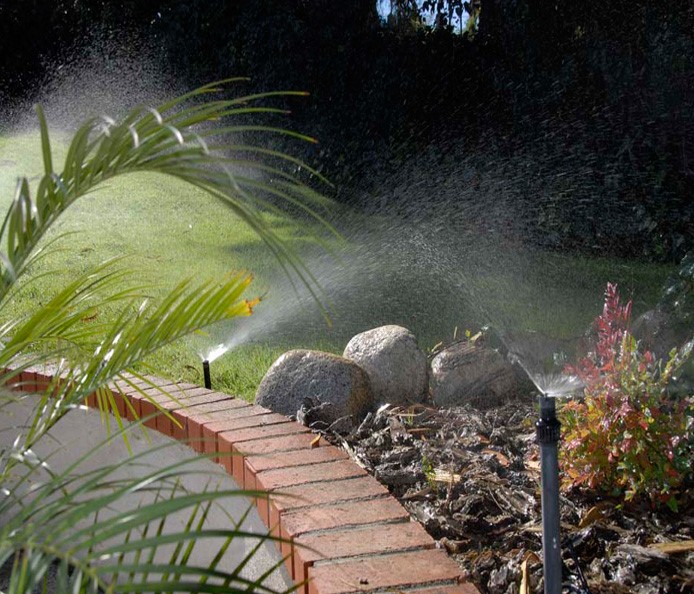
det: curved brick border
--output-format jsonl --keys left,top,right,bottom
{"left": 6, "top": 365, "right": 480, "bottom": 594}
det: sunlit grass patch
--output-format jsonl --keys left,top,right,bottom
{"left": 0, "top": 130, "right": 676, "bottom": 401}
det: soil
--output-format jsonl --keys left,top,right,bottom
{"left": 322, "top": 401, "right": 694, "bottom": 594}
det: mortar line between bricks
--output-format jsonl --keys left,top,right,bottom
{"left": 288, "top": 516, "right": 410, "bottom": 538}
{"left": 174, "top": 396, "right": 242, "bottom": 407}
{"left": 267, "top": 474, "right": 366, "bottom": 489}
{"left": 310, "top": 547, "right": 446, "bottom": 567}
{"left": 345, "top": 580, "right": 463, "bottom": 594}
{"left": 222, "top": 427, "right": 307, "bottom": 443}
{"left": 253, "top": 456, "right": 354, "bottom": 473}
{"left": 276, "top": 493, "right": 391, "bottom": 512}
{"left": 398, "top": 582, "right": 468, "bottom": 593}
{"left": 205, "top": 412, "right": 284, "bottom": 432}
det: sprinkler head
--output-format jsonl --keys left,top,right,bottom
{"left": 202, "top": 359, "right": 211, "bottom": 390}
{"left": 536, "top": 394, "right": 561, "bottom": 444}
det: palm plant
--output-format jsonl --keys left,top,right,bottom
{"left": 0, "top": 80, "right": 332, "bottom": 593}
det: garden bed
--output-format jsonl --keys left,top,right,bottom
{"left": 323, "top": 401, "right": 694, "bottom": 594}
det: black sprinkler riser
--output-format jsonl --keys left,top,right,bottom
{"left": 203, "top": 359, "right": 211, "bottom": 390}
{"left": 537, "top": 394, "right": 562, "bottom": 594}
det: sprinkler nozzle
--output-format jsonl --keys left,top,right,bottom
{"left": 203, "top": 360, "right": 211, "bottom": 390}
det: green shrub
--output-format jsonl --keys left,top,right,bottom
{"left": 561, "top": 283, "right": 694, "bottom": 510}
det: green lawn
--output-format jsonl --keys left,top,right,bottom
{"left": 0, "top": 131, "right": 676, "bottom": 400}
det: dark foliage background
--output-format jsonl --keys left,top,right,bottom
{"left": 1, "top": 1, "right": 692, "bottom": 262}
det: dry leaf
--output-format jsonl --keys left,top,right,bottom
{"left": 525, "top": 459, "right": 541, "bottom": 471}
{"left": 482, "top": 448, "right": 510, "bottom": 467}
{"left": 577, "top": 502, "right": 612, "bottom": 528}
{"left": 440, "top": 536, "right": 470, "bottom": 554}
{"left": 432, "top": 468, "right": 462, "bottom": 484}
{"left": 477, "top": 433, "right": 491, "bottom": 444}
{"left": 649, "top": 540, "right": 694, "bottom": 554}
{"left": 520, "top": 551, "right": 541, "bottom": 594}
{"left": 407, "top": 427, "right": 433, "bottom": 435}
{"left": 310, "top": 435, "right": 321, "bottom": 448}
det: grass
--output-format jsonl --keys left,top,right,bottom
{"left": 0, "top": 130, "right": 337, "bottom": 397}
{"left": 0, "top": 130, "right": 677, "bottom": 400}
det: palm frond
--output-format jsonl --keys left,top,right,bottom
{"left": 0, "top": 81, "right": 336, "bottom": 306}
{"left": 1, "top": 418, "right": 291, "bottom": 594}
{"left": 0, "top": 81, "right": 329, "bottom": 594}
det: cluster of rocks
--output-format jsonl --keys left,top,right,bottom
{"left": 254, "top": 324, "right": 532, "bottom": 429}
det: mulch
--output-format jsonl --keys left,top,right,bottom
{"left": 321, "top": 401, "right": 694, "bottom": 594}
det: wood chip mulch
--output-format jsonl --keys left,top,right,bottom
{"left": 321, "top": 401, "right": 694, "bottom": 594}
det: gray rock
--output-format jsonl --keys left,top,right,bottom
{"left": 430, "top": 342, "right": 522, "bottom": 408}
{"left": 343, "top": 325, "right": 428, "bottom": 406}
{"left": 255, "top": 350, "right": 373, "bottom": 426}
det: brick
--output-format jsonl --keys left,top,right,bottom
{"left": 280, "top": 497, "right": 409, "bottom": 538}
{"left": 269, "top": 476, "right": 389, "bottom": 530}
{"left": 228, "top": 432, "right": 322, "bottom": 478}
{"left": 176, "top": 387, "right": 226, "bottom": 402}
{"left": 139, "top": 386, "right": 184, "bottom": 429}
{"left": 7, "top": 371, "right": 25, "bottom": 392}
{"left": 105, "top": 388, "right": 127, "bottom": 418}
{"left": 156, "top": 384, "right": 222, "bottom": 432}
{"left": 34, "top": 374, "right": 53, "bottom": 393}
{"left": 120, "top": 392, "right": 139, "bottom": 420}
{"left": 217, "top": 432, "right": 327, "bottom": 502}
{"left": 283, "top": 549, "right": 295, "bottom": 582}
{"left": 108, "top": 377, "right": 167, "bottom": 419}
{"left": 10, "top": 365, "right": 62, "bottom": 396}
{"left": 186, "top": 403, "right": 267, "bottom": 452}
{"left": 205, "top": 419, "right": 306, "bottom": 463}
{"left": 201, "top": 413, "right": 289, "bottom": 458}
{"left": 147, "top": 385, "right": 219, "bottom": 408}
{"left": 85, "top": 388, "right": 126, "bottom": 417}
{"left": 294, "top": 522, "right": 434, "bottom": 583}
{"left": 244, "top": 446, "right": 348, "bottom": 477}
{"left": 168, "top": 395, "right": 245, "bottom": 440}
{"left": 3, "top": 369, "right": 22, "bottom": 391}
{"left": 212, "top": 412, "right": 289, "bottom": 432}
{"left": 1, "top": 367, "right": 11, "bottom": 385}
{"left": 17, "top": 366, "right": 49, "bottom": 392}
{"left": 217, "top": 433, "right": 240, "bottom": 474}
{"left": 19, "top": 369, "right": 38, "bottom": 392}
{"left": 140, "top": 387, "right": 224, "bottom": 432}
{"left": 110, "top": 375, "right": 175, "bottom": 415}
{"left": 254, "top": 460, "right": 366, "bottom": 492}
{"left": 113, "top": 374, "right": 174, "bottom": 393}
{"left": 307, "top": 549, "right": 464, "bottom": 594}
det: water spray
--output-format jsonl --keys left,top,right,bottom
{"left": 202, "top": 359, "right": 212, "bottom": 390}
{"left": 536, "top": 393, "right": 562, "bottom": 594}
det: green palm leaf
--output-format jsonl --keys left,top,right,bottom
{"left": 0, "top": 81, "right": 327, "bottom": 593}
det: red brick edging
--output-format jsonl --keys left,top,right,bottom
{"left": 7, "top": 365, "right": 480, "bottom": 594}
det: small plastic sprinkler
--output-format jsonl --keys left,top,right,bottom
{"left": 202, "top": 359, "right": 212, "bottom": 390}
{"left": 536, "top": 393, "right": 562, "bottom": 594}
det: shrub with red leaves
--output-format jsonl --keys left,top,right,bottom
{"left": 561, "top": 283, "right": 693, "bottom": 510}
